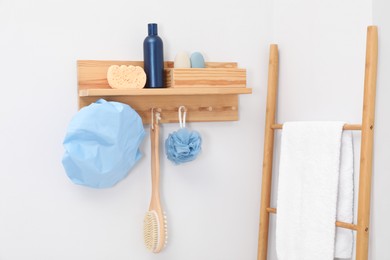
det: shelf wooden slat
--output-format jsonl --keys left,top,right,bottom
{"left": 79, "top": 87, "right": 252, "bottom": 97}
{"left": 271, "top": 123, "right": 362, "bottom": 130}
{"left": 266, "top": 207, "right": 358, "bottom": 230}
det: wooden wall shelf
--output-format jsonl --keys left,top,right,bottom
{"left": 78, "top": 60, "right": 252, "bottom": 124}
{"left": 79, "top": 87, "right": 252, "bottom": 97}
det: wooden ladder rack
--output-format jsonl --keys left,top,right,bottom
{"left": 257, "top": 26, "right": 378, "bottom": 260}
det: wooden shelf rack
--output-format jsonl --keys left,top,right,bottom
{"left": 78, "top": 60, "right": 252, "bottom": 124}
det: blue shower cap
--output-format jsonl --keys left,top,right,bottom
{"left": 62, "top": 99, "right": 145, "bottom": 188}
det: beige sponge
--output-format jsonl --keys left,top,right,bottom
{"left": 107, "top": 65, "right": 146, "bottom": 89}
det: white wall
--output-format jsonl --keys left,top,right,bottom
{"left": 0, "top": 0, "right": 271, "bottom": 259}
{"left": 372, "top": 0, "right": 390, "bottom": 259}
{"left": 1, "top": 0, "right": 387, "bottom": 259}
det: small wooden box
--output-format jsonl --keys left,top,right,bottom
{"left": 165, "top": 67, "right": 246, "bottom": 88}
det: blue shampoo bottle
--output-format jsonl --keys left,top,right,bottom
{"left": 143, "top": 23, "right": 164, "bottom": 88}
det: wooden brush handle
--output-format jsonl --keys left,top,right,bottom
{"left": 150, "top": 121, "right": 167, "bottom": 253}
{"left": 150, "top": 122, "right": 161, "bottom": 211}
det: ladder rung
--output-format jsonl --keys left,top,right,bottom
{"left": 266, "top": 207, "right": 358, "bottom": 231}
{"left": 271, "top": 124, "right": 362, "bottom": 130}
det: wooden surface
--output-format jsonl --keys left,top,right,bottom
{"left": 79, "top": 87, "right": 252, "bottom": 97}
{"left": 258, "top": 44, "right": 279, "bottom": 260}
{"left": 266, "top": 207, "right": 358, "bottom": 230}
{"left": 79, "top": 60, "right": 150, "bottom": 89}
{"left": 79, "top": 94, "right": 240, "bottom": 124}
{"left": 257, "top": 26, "right": 378, "bottom": 260}
{"left": 165, "top": 68, "right": 246, "bottom": 88}
{"left": 356, "top": 25, "right": 378, "bottom": 260}
{"left": 271, "top": 123, "right": 362, "bottom": 130}
{"left": 77, "top": 60, "right": 251, "bottom": 123}
{"left": 149, "top": 118, "right": 166, "bottom": 253}
{"left": 78, "top": 60, "right": 238, "bottom": 90}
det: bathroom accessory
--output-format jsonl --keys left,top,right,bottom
{"left": 165, "top": 67, "right": 246, "bottom": 88}
{"left": 144, "top": 23, "right": 164, "bottom": 88}
{"left": 190, "top": 52, "right": 205, "bottom": 68}
{"left": 276, "top": 122, "right": 354, "bottom": 259}
{"left": 165, "top": 106, "right": 202, "bottom": 164}
{"left": 174, "top": 51, "right": 205, "bottom": 68}
{"left": 174, "top": 51, "right": 191, "bottom": 68}
{"left": 77, "top": 60, "right": 251, "bottom": 123}
{"left": 257, "top": 26, "right": 378, "bottom": 260}
{"left": 144, "top": 108, "right": 168, "bottom": 253}
{"left": 62, "top": 99, "right": 145, "bottom": 188}
{"left": 107, "top": 65, "right": 146, "bottom": 89}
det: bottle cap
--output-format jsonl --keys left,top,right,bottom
{"left": 148, "top": 23, "right": 158, "bottom": 35}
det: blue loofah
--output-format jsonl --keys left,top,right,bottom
{"left": 165, "top": 128, "right": 202, "bottom": 165}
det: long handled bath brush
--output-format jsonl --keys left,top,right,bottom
{"left": 144, "top": 110, "right": 168, "bottom": 253}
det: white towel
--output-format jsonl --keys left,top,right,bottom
{"left": 276, "top": 122, "right": 354, "bottom": 260}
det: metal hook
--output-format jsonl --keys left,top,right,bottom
{"left": 151, "top": 108, "right": 161, "bottom": 129}
{"left": 178, "top": 106, "right": 187, "bottom": 128}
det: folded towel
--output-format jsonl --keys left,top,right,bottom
{"left": 276, "top": 122, "right": 354, "bottom": 260}
{"left": 335, "top": 130, "right": 354, "bottom": 258}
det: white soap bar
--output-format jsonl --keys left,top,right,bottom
{"left": 174, "top": 51, "right": 191, "bottom": 68}
{"left": 107, "top": 65, "right": 146, "bottom": 89}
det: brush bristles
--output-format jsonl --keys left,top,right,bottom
{"left": 144, "top": 211, "right": 159, "bottom": 252}
{"left": 163, "top": 212, "right": 168, "bottom": 248}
